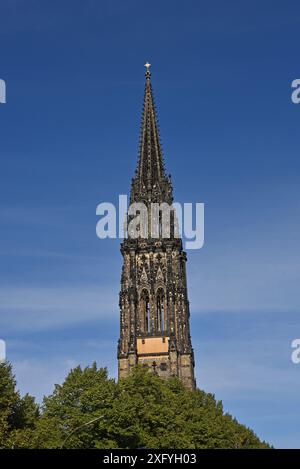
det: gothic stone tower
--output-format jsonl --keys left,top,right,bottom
{"left": 118, "top": 65, "right": 196, "bottom": 389}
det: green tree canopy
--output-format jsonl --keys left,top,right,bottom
{"left": 0, "top": 361, "right": 39, "bottom": 448}
{"left": 31, "top": 363, "right": 270, "bottom": 449}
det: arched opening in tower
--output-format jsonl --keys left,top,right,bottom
{"left": 156, "top": 288, "right": 165, "bottom": 333}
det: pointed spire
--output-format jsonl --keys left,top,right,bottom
{"left": 131, "top": 64, "right": 173, "bottom": 205}
{"left": 138, "top": 63, "right": 165, "bottom": 185}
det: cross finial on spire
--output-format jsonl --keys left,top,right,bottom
{"left": 144, "top": 61, "right": 151, "bottom": 78}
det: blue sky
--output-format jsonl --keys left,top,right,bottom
{"left": 0, "top": 0, "right": 300, "bottom": 448}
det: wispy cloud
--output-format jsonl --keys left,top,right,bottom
{"left": 0, "top": 285, "right": 117, "bottom": 333}
{"left": 188, "top": 248, "right": 300, "bottom": 314}
{"left": 197, "top": 338, "right": 298, "bottom": 399}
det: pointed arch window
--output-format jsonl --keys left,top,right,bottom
{"left": 159, "top": 210, "right": 162, "bottom": 238}
{"left": 156, "top": 288, "right": 165, "bottom": 332}
{"left": 141, "top": 290, "right": 151, "bottom": 333}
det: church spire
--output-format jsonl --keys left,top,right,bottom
{"left": 118, "top": 65, "right": 196, "bottom": 390}
{"left": 130, "top": 63, "right": 173, "bottom": 205}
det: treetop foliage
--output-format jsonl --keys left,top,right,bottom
{"left": 0, "top": 361, "right": 270, "bottom": 449}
